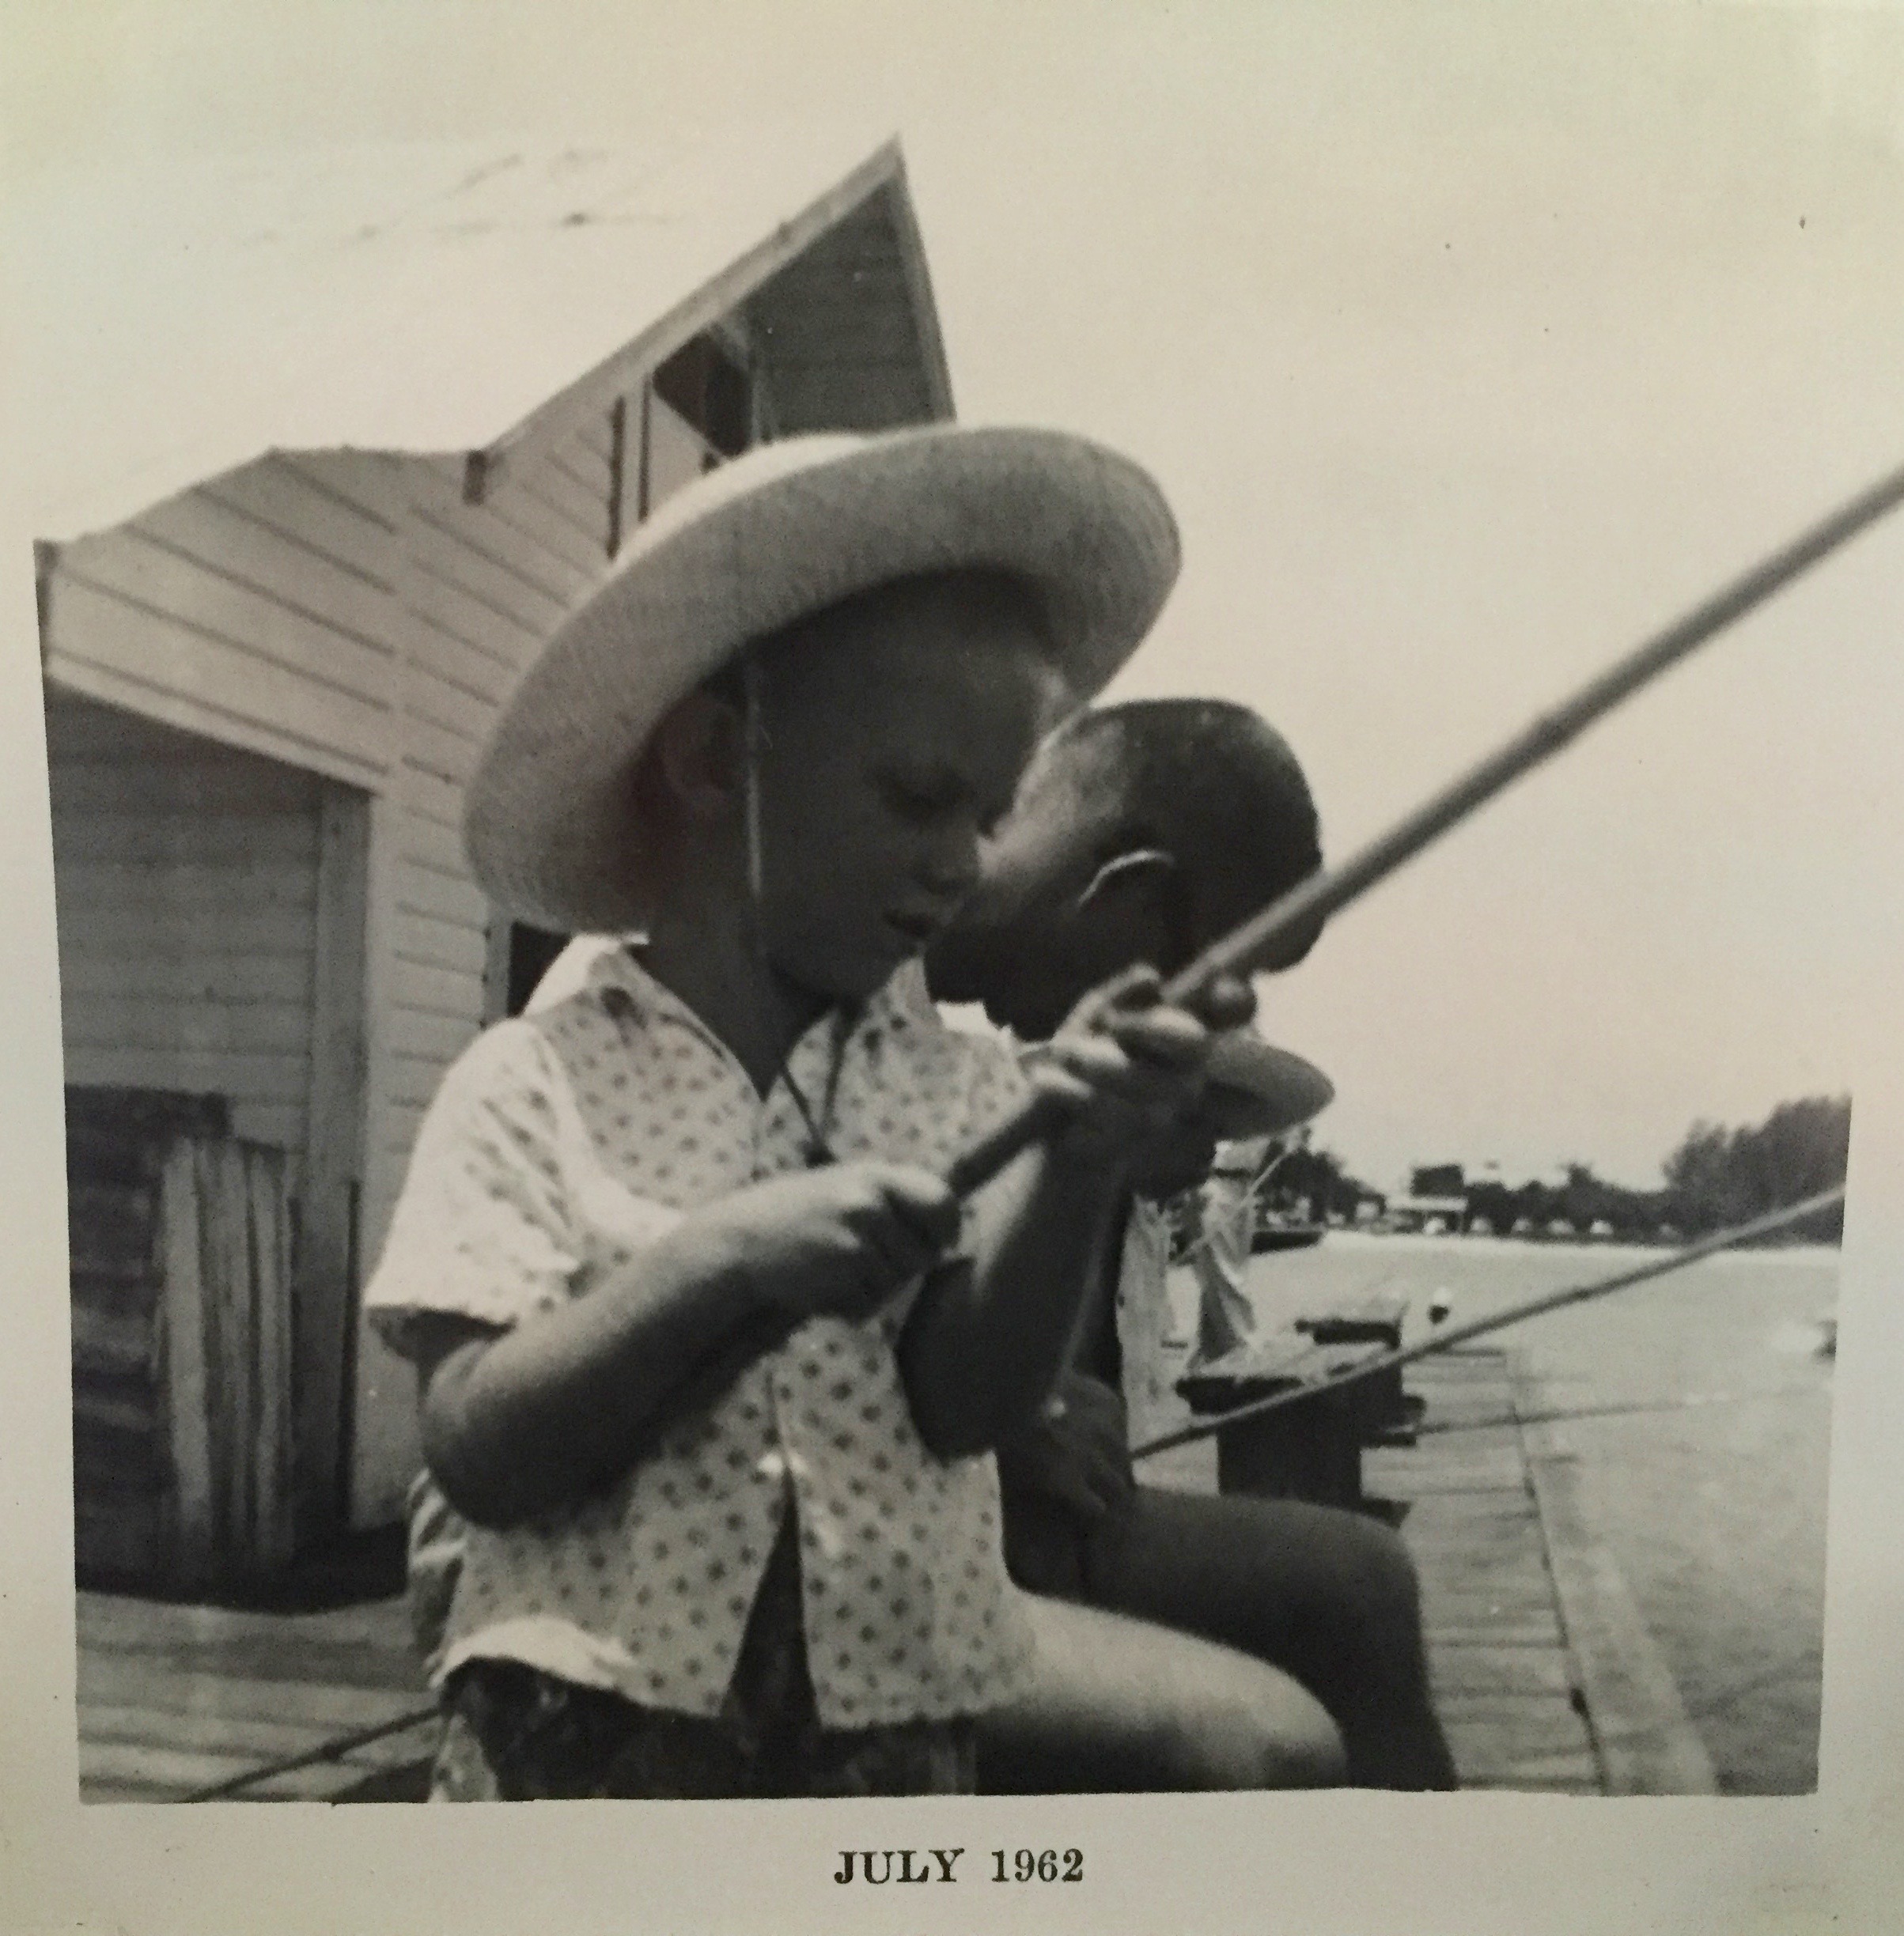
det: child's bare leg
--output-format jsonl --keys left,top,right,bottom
{"left": 977, "top": 1594, "right": 1345, "bottom": 1793}
{"left": 1082, "top": 1486, "right": 1458, "bottom": 1790}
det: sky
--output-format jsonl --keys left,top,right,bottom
{"left": 4, "top": 0, "right": 1902, "bottom": 1190}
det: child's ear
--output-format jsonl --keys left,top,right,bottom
{"left": 651, "top": 690, "right": 745, "bottom": 822}
{"left": 1073, "top": 847, "right": 1177, "bottom": 914}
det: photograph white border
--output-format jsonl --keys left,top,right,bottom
{"left": 4, "top": 6, "right": 1902, "bottom": 1930}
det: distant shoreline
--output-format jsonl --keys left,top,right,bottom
{"left": 1317, "top": 1228, "right": 1843, "bottom": 1265}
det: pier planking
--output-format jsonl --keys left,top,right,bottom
{"left": 71, "top": 1348, "right": 1708, "bottom": 1800}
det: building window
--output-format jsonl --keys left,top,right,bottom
{"left": 652, "top": 333, "right": 751, "bottom": 460}
{"left": 500, "top": 331, "right": 759, "bottom": 1009}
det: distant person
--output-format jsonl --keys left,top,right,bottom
{"left": 930, "top": 699, "right": 1458, "bottom": 1790}
{"left": 1179, "top": 1132, "right": 1278, "bottom": 1367}
{"left": 364, "top": 428, "right": 1327, "bottom": 1799}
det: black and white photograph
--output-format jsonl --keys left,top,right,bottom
{"left": 3, "top": 3, "right": 1902, "bottom": 1932}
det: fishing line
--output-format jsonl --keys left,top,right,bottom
{"left": 1129, "top": 1185, "right": 1845, "bottom": 1461}
{"left": 1413, "top": 1386, "right": 1824, "bottom": 1435}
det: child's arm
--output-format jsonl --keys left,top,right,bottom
{"left": 899, "top": 968, "right": 1252, "bottom": 1458}
{"left": 415, "top": 1163, "right": 958, "bottom": 1528}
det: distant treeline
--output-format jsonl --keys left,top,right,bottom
{"left": 1656, "top": 1095, "right": 1850, "bottom": 1242}
{"left": 1269, "top": 1095, "right": 1851, "bottom": 1244}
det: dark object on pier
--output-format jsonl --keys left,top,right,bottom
{"left": 1296, "top": 1292, "right": 1419, "bottom": 1445}
{"left": 1175, "top": 1328, "right": 1392, "bottom": 1510}
{"left": 1250, "top": 1219, "right": 1327, "bottom": 1254}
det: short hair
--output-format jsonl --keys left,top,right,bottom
{"left": 1028, "top": 698, "right": 1325, "bottom": 969}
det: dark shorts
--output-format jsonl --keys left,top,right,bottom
{"left": 430, "top": 1526, "right": 975, "bottom": 1800}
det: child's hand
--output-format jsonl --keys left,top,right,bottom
{"left": 711, "top": 1162, "right": 963, "bottom": 1325}
{"left": 1031, "top": 964, "right": 1255, "bottom": 1172}
{"left": 997, "top": 1371, "right": 1135, "bottom": 1524}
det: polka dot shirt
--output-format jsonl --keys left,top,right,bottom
{"left": 365, "top": 949, "right": 1037, "bottom": 1730}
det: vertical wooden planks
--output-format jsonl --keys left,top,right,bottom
{"left": 158, "top": 1140, "right": 214, "bottom": 1586}
{"left": 251, "top": 1147, "right": 296, "bottom": 1572}
{"left": 294, "top": 786, "right": 370, "bottom": 1537}
{"left": 208, "top": 1140, "right": 249, "bottom": 1568}
{"left": 153, "top": 1135, "right": 301, "bottom": 1588}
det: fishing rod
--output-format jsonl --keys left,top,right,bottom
{"left": 947, "top": 459, "right": 1904, "bottom": 1200}
{"left": 632, "top": 464, "right": 1900, "bottom": 1439}
{"left": 183, "top": 1702, "right": 441, "bottom": 1802}
{"left": 187, "top": 1195, "right": 1841, "bottom": 1805}
{"left": 1128, "top": 1184, "right": 1845, "bottom": 1462}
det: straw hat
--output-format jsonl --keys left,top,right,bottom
{"left": 464, "top": 425, "right": 1179, "bottom": 934}
{"left": 1199, "top": 1033, "right": 1334, "bottom": 1140}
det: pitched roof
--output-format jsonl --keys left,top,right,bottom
{"left": 9, "top": 127, "right": 949, "bottom": 542}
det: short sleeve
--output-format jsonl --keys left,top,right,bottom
{"left": 364, "top": 1020, "right": 585, "bottom": 1358}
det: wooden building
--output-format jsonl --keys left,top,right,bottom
{"left": 24, "top": 134, "right": 953, "bottom": 1581}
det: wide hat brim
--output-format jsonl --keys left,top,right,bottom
{"left": 1199, "top": 1034, "right": 1334, "bottom": 1140}
{"left": 464, "top": 425, "right": 1180, "bottom": 935}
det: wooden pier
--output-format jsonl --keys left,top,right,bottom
{"left": 1376, "top": 1349, "right": 1713, "bottom": 1793}
{"left": 74, "top": 1346, "right": 1713, "bottom": 1801}
{"left": 1099, "top": 1344, "right": 1711, "bottom": 1796}
{"left": 75, "top": 1590, "right": 431, "bottom": 1802}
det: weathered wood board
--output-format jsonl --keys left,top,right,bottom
{"left": 71, "top": 1346, "right": 1713, "bottom": 1802}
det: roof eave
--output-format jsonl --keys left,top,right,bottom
{"left": 461, "top": 137, "right": 926, "bottom": 503}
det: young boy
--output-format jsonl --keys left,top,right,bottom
{"left": 363, "top": 427, "right": 1272, "bottom": 1800}
{"left": 931, "top": 699, "right": 1459, "bottom": 1790}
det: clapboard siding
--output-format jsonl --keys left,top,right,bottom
{"left": 745, "top": 185, "right": 948, "bottom": 433}
{"left": 49, "top": 807, "right": 319, "bottom": 869}
{"left": 404, "top": 574, "right": 525, "bottom": 684}
{"left": 393, "top": 906, "right": 490, "bottom": 977}
{"left": 44, "top": 455, "right": 402, "bottom": 789}
{"left": 50, "top": 866, "right": 314, "bottom": 924}
{"left": 384, "top": 1007, "right": 479, "bottom": 1066}
{"left": 54, "top": 906, "right": 313, "bottom": 968}
{"left": 396, "top": 803, "right": 480, "bottom": 882}
{"left": 48, "top": 582, "right": 389, "bottom": 790}
{"left": 577, "top": 414, "right": 615, "bottom": 461}
{"left": 394, "top": 845, "right": 490, "bottom": 928}
{"left": 481, "top": 471, "right": 609, "bottom": 584}
{"left": 131, "top": 493, "right": 396, "bottom": 651}
{"left": 47, "top": 695, "right": 325, "bottom": 1157}
{"left": 396, "top": 765, "right": 466, "bottom": 839}
{"left": 387, "top": 957, "right": 483, "bottom": 1021}
{"left": 350, "top": 433, "right": 613, "bottom": 1522}
{"left": 287, "top": 451, "right": 410, "bottom": 533}
{"left": 200, "top": 463, "right": 401, "bottom": 587}
{"left": 32, "top": 151, "right": 955, "bottom": 1534}
{"left": 377, "top": 1101, "right": 432, "bottom": 1163}
{"left": 56, "top": 956, "right": 312, "bottom": 1014}
{"left": 508, "top": 459, "right": 608, "bottom": 559}
{"left": 408, "top": 501, "right": 577, "bottom": 627}
{"left": 403, "top": 661, "right": 497, "bottom": 747}
{"left": 544, "top": 435, "right": 612, "bottom": 511}
{"left": 67, "top": 993, "right": 313, "bottom": 1059}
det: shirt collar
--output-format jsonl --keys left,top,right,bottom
{"left": 580, "top": 943, "right": 939, "bottom": 1076}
